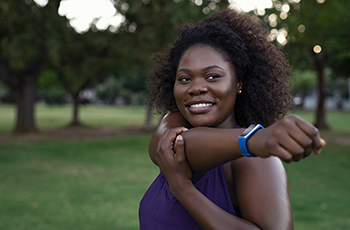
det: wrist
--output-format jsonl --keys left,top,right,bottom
{"left": 238, "top": 124, "right": 264, "bottom": 157}
{"left": 169, "top": 179, "right": 194, "bottom": 198}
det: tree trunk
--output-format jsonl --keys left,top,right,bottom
{"left": 68, "top": 93, "right": 83, "bottom": 127}
{"left": 312, "top": 53, "right": 330, "bottom": 130}
{"left": 144, "top": 106, "right": 152, "bottom": 131}
{"left": 13, "top": 76, "right": 38, "bottom": 133}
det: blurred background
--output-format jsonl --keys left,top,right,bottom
{"left": 0, "top": 0, "right": 349, "bottom": 229}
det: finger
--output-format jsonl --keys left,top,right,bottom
{"left": 278, "top": 135, "right": 307, "bottom": 162}
{"left": 293, "top": 116, "right": 323, "bottom": 155}
{"left": 282, "top": 123, "right": 314, "bottom": 159}
{"left": 159, "top": 127, "right": 188, "bottom": 150}
{"left": 174, "top": 135, "right": 186, "bottom": 163}
{"left": 162, "top": 127, "right": 188, "bottom": 140}
{"left": 273, "top": 145, "right": 294, "bottom": 163}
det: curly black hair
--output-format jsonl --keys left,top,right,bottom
{"left": 147, "top": 9, "right": 294, "bottom": 128}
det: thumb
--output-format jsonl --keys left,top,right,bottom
{"left": 174, "top": 135, "right": 186, "bottom": 162}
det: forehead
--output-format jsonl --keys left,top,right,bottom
{"left": 178, "top": 45, "right": 231, "bottom": 70}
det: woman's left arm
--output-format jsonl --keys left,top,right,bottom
{"left": 157, "top": 132, "right": 262, "bottom": 230}
{"left": 157, "top": 129, "right": 292, "bottom": 229}
{"left": 232, "top": 156, "right": 293, "bottom": 230}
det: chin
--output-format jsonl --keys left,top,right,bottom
{"left": 188, "top": 119, "right": 215, "bottom": 128}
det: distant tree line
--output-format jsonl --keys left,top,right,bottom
{"left": 0, "top": 0, "right": 228, "bottom": 133}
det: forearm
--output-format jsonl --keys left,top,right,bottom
{"left": 150, "top": 125, "right": 245, "bottom": 173}
{"left": 181, "top": 127, "right": 244, "bottom": 172}
{"left": 148, "top": 112, "right": 244, "bottom": 171}
{"left": 149, "top": 113, "right": 325, "bottom": 172}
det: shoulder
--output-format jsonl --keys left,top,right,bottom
{"left": 230, "top": 157, "right": 293, "bottom": 230}
{"left": 161, "top": 112, "right": 191, "bottom": 128}
{"left": 231, "top": 156, "right": 288, "bottom": 199}
{"left": 231, "top": 156, "right": 286, "bottom": 179}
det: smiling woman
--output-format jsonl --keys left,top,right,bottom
{"left": 174, "top": 45, "right": 239, "bottom": 128}
{"left": 140, "top": 8, "right": 326, "bottom": 230}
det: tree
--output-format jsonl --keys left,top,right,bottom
{"left": 1, "top": 0, "right": 227, "bottom": 133}
{"left": 111, "top": 0, "right": 229, "bottom": 129}
{"left": 260, "top": 0, "right": 350, "bottom": 129}
{"left": 290, "top": 69, "right": 317, "bottom": 108}
{"left": 0, "top": 0, "right": 119, "bottom": 130}
{"left": 53, "top": 29, "right": 116, "bottom": 126}
{"left": 0, "top": 0, "right": 62, "bottom": 133}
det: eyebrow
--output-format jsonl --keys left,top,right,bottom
{"left": 177, "top": 65, "right": 225, "bottom": 73}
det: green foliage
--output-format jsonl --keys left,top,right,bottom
{"left": 0, "top": 1, "right": 44, "bottom": 71}
{"left": 262, "top": 0, "right": 350, "bottom": 77}
{"left": 113, "top": 0, "right": 230, "bottom": 90}
{"left": 0, "top": 0, "right": 66, "bottom": 132}
{"left": 37, "top": 69, "right": 66, "bottom": 104}
{"left": 96, "top": 77, "right": 121, "bottom": 104}
{"left": 290, "top": 69, "right": 316, "bottom": 95}
{"left": 0, "top": 0, "right": 230, "bottom": 132}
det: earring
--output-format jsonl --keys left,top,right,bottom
{"left": 238, "top": 89, "right": 242, "bottom": 95}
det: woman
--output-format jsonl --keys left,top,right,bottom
{"left": 139, "top": 9, "right": 325, "bottom": 230}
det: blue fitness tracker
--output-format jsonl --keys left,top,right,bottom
{"left": 239, "top": 124, "right": 264, "bottom": 157}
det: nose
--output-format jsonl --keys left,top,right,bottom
{"left": 188, "top": 79, "right": 208, "bottom": 95}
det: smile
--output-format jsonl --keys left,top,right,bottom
{"left": 186, "top": 102, "right": 215, "bottom": 114}
{"left": 190, "top": 103, "right": 213, "bottom": 108}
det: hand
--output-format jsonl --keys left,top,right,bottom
{"left": 155, "top": 128, "right": 193, "bottom": 193}
{"left": 248, "top": 115, "right": 326, "bottom": 162}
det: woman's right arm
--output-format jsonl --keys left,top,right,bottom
{"left": 150, "top": 112, "right": 325, "bottom": 172}
{"left": 149, "top": 112, "right": 246, "bottom": 171}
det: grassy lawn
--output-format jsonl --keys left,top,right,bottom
{"left": 0, "top": 104, "right": 349, "bottom": 229}
{"left": 289, "top": 109, "right": 350, "bottom": 137}
{"left": 285, "top": 143, "right": 350, "bottom": 229}
{"left": 0, "top": 104, "right": 153, "bottom": 133}
{"left": 0, "top": 134, "right": 159, "bottom": 230}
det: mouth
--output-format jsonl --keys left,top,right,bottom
{"left": 186, "top": 101, "right": 215, "bottom": 114}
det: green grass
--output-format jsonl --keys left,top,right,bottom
{"left": 0, "top": 105, "right": 349, "bottom": 229}
{"left": 289, "top": 109, "right": 350, "bottom": 137}
{"left": 0, "top": 104, "right": 153, "bottom": 133}
{"left": 285, "top": 143, "right": 350, "bottom": 230}
{"left": 0, "top": 134, "right": 159, "bottom": 230}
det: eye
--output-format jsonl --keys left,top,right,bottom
{"left": 178, "top": 76, "right": 191, "bottom": 82}
{"left": 207, "top": 75, "right": 220, "bottom": 80}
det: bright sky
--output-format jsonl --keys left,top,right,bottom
{"left": 34, "top": 0, "right": 273, "bottom": 33}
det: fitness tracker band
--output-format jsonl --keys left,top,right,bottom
{"left": 239, "top": 124, "right": 264, "bottom": 157}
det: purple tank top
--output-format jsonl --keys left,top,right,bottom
{"left": 139, "top": 165, "right": 236, "bottom": 229}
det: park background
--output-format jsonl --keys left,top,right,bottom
{"left": 1, "top": 0, "right": 350, "bottom": 229}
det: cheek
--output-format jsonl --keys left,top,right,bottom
{"left": 220, "top": 83, "right": 236, "bottom": 98}
{"left": 173, "top": 85, "right": 183, "bottom": 107}
{"left": 218, "top": 84, "right": 237, "bottom": 108}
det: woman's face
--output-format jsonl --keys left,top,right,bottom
{"left": 174, "top": 45, "right": 242, "bottom": 128}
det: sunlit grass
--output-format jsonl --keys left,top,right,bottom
{"left": 285, "top": 142, "right": 350, "bottom": 230}
{"left": 0, "top": 104, "right": 155, "bottom": 133}
{"left": 289, "top": 109, "right": 350, "bottom": 134}
{"left": 0, "top": 134, "right": 159, "bottom": 230}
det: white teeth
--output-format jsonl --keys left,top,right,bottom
{"left": 190, "top": 103, "right": 212, "bottom": 108}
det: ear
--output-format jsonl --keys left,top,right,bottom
{"left": 236, "top": 79, "right": 243, "bottom": 92}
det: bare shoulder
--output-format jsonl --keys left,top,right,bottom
{"left": 153, "top": 111, "right": 191, "bottom": 139}
{"left": 231, "top": 156, "right": 286, "bottom": 179}
{"left": 231, "top": 156, "right": 288, "bottom": 197}
{"left": 161, "top": 111, "right": 191, "bottom": 128}
{"left": 231, "top": 157, "right": 293, "bottom": 230}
